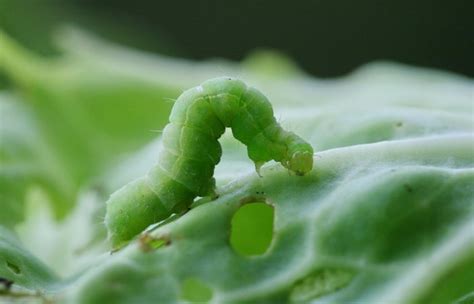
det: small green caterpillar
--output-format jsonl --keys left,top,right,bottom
{"left": 105, "top": 77, "right": 314, "bottom": 248}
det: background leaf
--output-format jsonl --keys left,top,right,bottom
{"left": 0, "top": 28, "right": 472, "bottom": 303}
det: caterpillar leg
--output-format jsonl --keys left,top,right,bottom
{"left": 254, "top": 162, "right": 264, "bottom": 177}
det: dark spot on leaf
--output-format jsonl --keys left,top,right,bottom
{"left": 0, "top": 278, "right": 13, "bottom": 290}
{"left": 89, "top": 183, "right": 106, "bottom": 195}
{"left": 139, "top": 234, "right": 171, "bottom": 252}
{"left": 290, "top": 268, "right": 355, "bottom": 302}
{"left": 396, "top": 121, "right": 403, "bottom": 127}
{"left": 6, "top": 261, "right": 21, "bottom": 275}
{"left": 404, "top": 184, "right": 414, "bottom": 193}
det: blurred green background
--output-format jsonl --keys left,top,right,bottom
{"left": 1, "top": 1, "right": 473, "bottom": 302}
{"left": 1, "top": 0, "right": 473, "bottom": 77}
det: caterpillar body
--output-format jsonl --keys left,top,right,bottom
{"left": 105, "top": 77, "right": 314, "bottom": 248}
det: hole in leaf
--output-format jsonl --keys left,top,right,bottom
{"left": 181, "top": 278, "right": 213, "bottom": 302}
{"left": 230, "top": 202, "right": 274, "bottom": 256}
{"left": 6, "top": 261, "right": 21, "bottom": 275}
{"left": 289, "top": 268, "right": 354, "bottom": 302}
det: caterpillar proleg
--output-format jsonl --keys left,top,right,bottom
{"left": 105, "top": 77, "right": 314, "bottom": 248}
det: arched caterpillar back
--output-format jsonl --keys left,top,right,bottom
{"left": 105, "top": 77, "right": 314, "bottom": 248}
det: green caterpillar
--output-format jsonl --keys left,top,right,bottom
{"left": 105, "top": 77, "right": 314, "bottom": 248}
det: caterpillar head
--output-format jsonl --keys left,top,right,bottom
{"left": 284, "top": 138, "right": 314, "bottom": 176}
{"left": 288, "top": 149, "right": 313, "bottom": 176}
